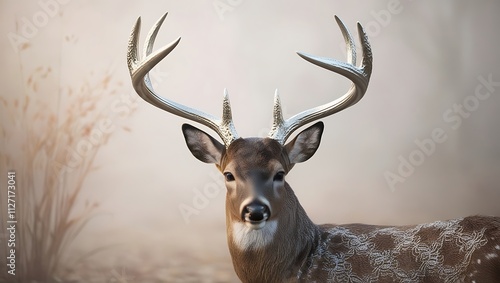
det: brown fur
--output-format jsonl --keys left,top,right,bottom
{"left": 226, "top": 182, "right": 318, "bottom": 283}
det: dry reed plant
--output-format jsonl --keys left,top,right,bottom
{"left": 0, "top": 52, "right": 135, "bottom": 282}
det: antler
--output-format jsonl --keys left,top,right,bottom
{"left": 127, "top": 13, "right": 239, "bottom": 147}
{"left": 268, "top": 16, "right": 373, "bottom": 144}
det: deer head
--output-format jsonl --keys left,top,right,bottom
{"left": 127, "top": 11, "right": 371, "bottom": 230}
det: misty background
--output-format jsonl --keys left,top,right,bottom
{"left": 1, "top": 0, "right": 500, "bottom": 281}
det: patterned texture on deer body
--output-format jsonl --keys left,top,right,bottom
{"left": 299, "top": 216, "right": 500, "bottom": 282}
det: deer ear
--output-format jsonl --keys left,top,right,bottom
{"left": 285, "top": 122, "right": 324, "bottom": 164}
{"left": 182, "top": 124, "right": 224, "bottom": 165}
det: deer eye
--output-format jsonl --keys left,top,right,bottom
{"left": 224, "top": 172, "right": 235, "bottom": 182}
{"left": 273, "top": 171, "right": 285, "bottom": 182}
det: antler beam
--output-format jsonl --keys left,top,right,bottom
{"left": 268, "top": 15, "right": 373, "bottom": 144}
{"left": 127, "top": 13, "right": 239, "bottom": 147}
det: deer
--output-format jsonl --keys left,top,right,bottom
{"left": 127, "top": 12, "right": 500, "bottom": 283}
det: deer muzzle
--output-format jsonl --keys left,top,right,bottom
{"left": 242, "top": 201, "right": 270, "bottom": 229}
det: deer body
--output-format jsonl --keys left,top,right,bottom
{"left": 303, "top": 217, "right": 500, "bottom": 283}
{"left": 127, "top": 12, "right": 500, "bottom": 282}
{"left": 183, "top": 131, "right": 500, "bottom": 283}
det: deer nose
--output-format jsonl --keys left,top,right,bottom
{"left": 242, "top": 202, "right": 270, "bottom": 223}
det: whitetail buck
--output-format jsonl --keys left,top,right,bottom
{"left": 127, "top": 12, "right": 500, "bottom": 283}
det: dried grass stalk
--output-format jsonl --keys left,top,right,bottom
{"left": 0, "top": 56, "right": 135, "bottom": 282}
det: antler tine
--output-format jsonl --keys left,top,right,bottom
{"left": 268, "top": 15, "right": 373, "bottom": 144}
{"left": 127, "top": 13, "right": 239, "bottom": 147}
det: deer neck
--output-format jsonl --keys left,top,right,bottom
{"left": 226, "top": 182, "right": 320, "bottom": 282}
